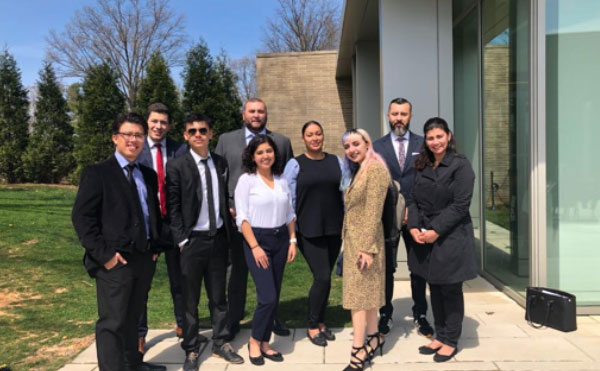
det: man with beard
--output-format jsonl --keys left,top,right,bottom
{"left": 215, "top": 98, "right": 294, "bottom": 340}
{"left": 373, "top": 98, "right": 434, "bottom": 338}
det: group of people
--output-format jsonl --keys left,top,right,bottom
{"left": 71, "top": 96, "right": 477, "bottom": 371}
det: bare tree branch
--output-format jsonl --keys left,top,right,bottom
{"left": 262, "top": 0, "right": 341, "bottom": 53}
{"left": 46, "top": 0, "right": 186, "bottom": 108}
{"left": 230, "top": 55, "right": 257, "bottom": 102}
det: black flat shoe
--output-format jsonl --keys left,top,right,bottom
{"left": 307, "top": 329, "right": 327, "bottom": 347}
{"left": 418, "top": 345, "right": 442, "bottom": 355}
{"left": 433, "top": 347, "right": 458, "bottom": 362}
{"left": 320, "top": 326, "right": 336, "bottom": 341}
{"left": 247, "top": 343, "right": 264, "bottom": 366}
{"left": 261, "top": 350, "right": 284, "bottom": 362}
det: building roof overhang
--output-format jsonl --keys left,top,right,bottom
{"left": 336, "top": 0, "right": 379, "bottom": 79}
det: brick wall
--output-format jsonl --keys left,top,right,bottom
{"left": 256, "top": 51, "right": 353, "bottom": 157}
{"left": 483, "top": 45, "right": 510, "bottom": 207}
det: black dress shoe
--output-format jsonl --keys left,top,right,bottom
{"left": 272, "top": 319, "right": 290, "bottom": 336}
{"left": 414, "top": 315, "right": 434, "bottom": 338}
{"left": 134, "top": 362, "right": 167, "bottom": 371}
{"left": 261, "top": 350, "right": 284, "bottom": 362}
{"left": 213, "top": 343, "right": 244, "bottom": 364}
{"left": 247, "top": 343, "right": 264, "bottom": 366}
{"left": 418, "top": 345, "right": 442, "bottom": 355}
{"left": 307, "top": 329, "right": 327, "bottom": 347}
{"left": 378, "top": 314, "right": 393, "bottom": 335}
{"left": 433, "top": 347, "right": 458, "bottom": 362}
{"left": 320, "top": 327, "right": 336, "bottom": 341}
{"left": 183, "top": 351, "right": 199, "bottom": 371}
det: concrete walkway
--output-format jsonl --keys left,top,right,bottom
{"left": 60, "top": 277, "right": 600, "bottom": 371}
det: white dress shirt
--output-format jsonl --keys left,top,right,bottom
{"left": 189, "top": 150, "right": 223, "bottom": 231}
{"left": 389, "top": 130, "right": 411, "bottom": 163}
{"left": 234, "top": 173, "right": 295, "bottom": 230}
{"left": 147, "top": 137, "right": 167, "bottom": 172}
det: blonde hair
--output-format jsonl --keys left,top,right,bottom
{"left": 340, "top": 128, "right": 388, "bottom": 190}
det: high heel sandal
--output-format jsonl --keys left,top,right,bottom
{"left": 343, "top": 344, "right": 369, "bottom": 371}
{"left": 366, "top": 332, "right": 385, "bottom": 359}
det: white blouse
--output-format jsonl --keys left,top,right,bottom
{"left": 234, "top": 173, "right": 296, "bottom": 230}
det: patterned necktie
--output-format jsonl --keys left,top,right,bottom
{"left": 154, "top": 144, "right": 167, "bottom": 217}
{"left": 201, "top": 159, "right": 217, "bottom": 235}
{"left": 397, "top": 137, "right": 406, "bottom": 170}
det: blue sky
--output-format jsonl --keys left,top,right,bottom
{"left": 0, "top": 0, "right": 281, "bottom": 88}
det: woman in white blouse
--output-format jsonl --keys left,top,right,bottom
{"left": 234, "top": 135, "right": 297, "bottom": 366}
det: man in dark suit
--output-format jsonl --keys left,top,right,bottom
{"left": 215, "top": 98, "right": 293, "bottom": 340}
{"left": 136, "top": 103, "right": 188, "bottom": 353}
{"left": 373, "top": 98, "right": 434, "bottom": 338}
{"left": 72, "top": 112, "right": 166, "bottom": 371}
{"left": 167, "top": 113, "right": 244, "bottom": 370}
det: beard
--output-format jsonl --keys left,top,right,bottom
{"left": 244, "top": 119, "right": 267, "bottom": 134}
{"left": 390, "top": 121, "right": 409, "bottom": 137}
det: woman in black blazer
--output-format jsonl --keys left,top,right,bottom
{"left": 406, "top": 117, "right": 477, "bottom": 362}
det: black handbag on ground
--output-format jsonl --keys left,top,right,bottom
{"left": 525, "top": 287, "right": 577, "bottom": 332}
{"left": 335, "top": 250, "right": 343, "bottom": 276}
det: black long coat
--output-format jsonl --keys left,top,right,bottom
{"left": 406, "top": 152, "right": 478, "bottom": 285}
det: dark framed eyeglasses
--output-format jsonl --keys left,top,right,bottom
{"left": 117, "top": 132, "right": 145, "bottom": 141}
{"left": 187, "top": 127, "right": 209, "bottom": 136}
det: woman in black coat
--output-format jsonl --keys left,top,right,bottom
{"left": 406, "top": 117, "right": 477, "bottom": 362}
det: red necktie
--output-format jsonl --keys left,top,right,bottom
{"left": 155, "top": 144, "right": 167, "bottom": 217}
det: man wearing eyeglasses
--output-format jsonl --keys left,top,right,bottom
{"left": 72, "top": 113, "right": 166, "bottom": 371}
{"left": 136, "top": 103, "right": 188, "bottom": 354}
{"left": 167, "top": 113, "right": 244, "bottom": 370}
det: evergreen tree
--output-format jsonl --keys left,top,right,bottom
{"left": 23, "top": 63, "right": 74, "bottom": 183}
{"left": 135, "top": 51, "right": 182, "bottom": 139}
{"left": 0, "top": 50, "right": 29, "bottom": 183}
{"left": 181, "top": 41, "right": 242, "bottom": 148}
{"left": 72, "top": 63, "right": 125, "bottom": 183}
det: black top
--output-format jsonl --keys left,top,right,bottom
{"left": 295, "top": 153, "right": 344, "bottom": 238}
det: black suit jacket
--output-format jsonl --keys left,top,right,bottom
{"left": 373, "top": 131, "right": 424, "bottom": 204}
{"left": 215, "top": 128, "right": 294, "bottom": 209}
{"left": 166, "top": 151, "right": 233, "bottom": 245}
{"left": 138, "top": 137, "right": 187, "bottom": 170}
{"left": 72, "top": 155, "right": 162, "bottom": 277}
{"left": 137, "top": 137, "right": 187, "bottom": 250}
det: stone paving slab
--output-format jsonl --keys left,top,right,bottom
{"left": 495, "top": 361, "right": 600, "bottom": 370}
{"left": 60, "top": 277, "right": 600, "bottom": 371}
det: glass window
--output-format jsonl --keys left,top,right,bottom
{"left": 546, "top": 0, "right": 600, "bottom": 306}
{"left": 481, "top": 0, "right": 531, "bottom": 295}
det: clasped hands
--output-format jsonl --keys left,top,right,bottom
{"left": 409, "top": 228, "right": 439, "bottom": 244}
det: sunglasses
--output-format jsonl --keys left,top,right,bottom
{"left": 187, "top": 127, "right": 209, "bottom": 136}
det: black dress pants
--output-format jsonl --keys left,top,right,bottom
{"left": 429, "top": 282, "right": 464, "bottom": 347}
{"left": 226, "top": 231, "right": 248, "bottom": 329}
{"left": 138, "top": 221, "right": 185, "bottom": 338}
{"left": 379, "top": 238, "right": 398, "bottom": 318}
{"left": 95, "top": 249, "right": 154, "bottom": 371}
{"left": 404, "top": 230, "right": 428, "bottom": 318}
{"left": 180, "top": 230, "right": 229, "bottom": 353}
{"left": 243, "top": 226, "right": 289, "bottom": 342}
{"left": 298, "top": 233, "right": 341, "bottom": 329}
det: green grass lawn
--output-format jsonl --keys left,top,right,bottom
{"left": 0, "top": 184, "right": 349, "bottom": 370}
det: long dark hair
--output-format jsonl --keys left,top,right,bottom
{"left": 414, "top": 117, "right": 458, "bottom": 170}
{"left": 242, "top": 135, "right": 283, "bottom": 175}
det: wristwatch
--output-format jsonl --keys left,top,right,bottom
{"left": 289, "top": 238, "right": 297, "bottom": 244}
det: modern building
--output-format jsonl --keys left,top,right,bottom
{"left": 335, "top": 0, "right": 600, "bottom": 313}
